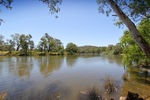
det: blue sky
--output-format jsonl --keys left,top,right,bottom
{"left": 0, "top": 0, "right": 126, "bottom": 47}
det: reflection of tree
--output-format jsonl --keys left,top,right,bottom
{"left": 65, "top": 55, "right": 78, "bottom": 67}
{"left": 17, "top": 57, "right": 33, "bottom": 77}
{"left": 5, "top": 57, "right": 33, "bottom": 77}
{"left": 12, "top": 81, "right": 71, "bottom": 100}
{"left": 39, "top": 56, "right": 63, "bottom": 77}
{"left": 0, "top": 57, "right": 4, "bottom": 74}
{"left": 102, "top": 55, "right": 123, "bottom": 65}
{"left": 121, "top": 67, "right": 150, "bottom": 98}
{"left": 18, "top": 64, "right": 32, "bottom": 77}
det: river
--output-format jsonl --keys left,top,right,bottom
{"left": 0, "top": 55, "right": 149, "bottom": 100}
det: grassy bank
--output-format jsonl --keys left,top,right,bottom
{"left": 0, "top": 51, "right": 65, "bottom": 56}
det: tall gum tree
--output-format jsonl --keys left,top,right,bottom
{"left": 97, "top": 0, "right": 150, "bottom": 58}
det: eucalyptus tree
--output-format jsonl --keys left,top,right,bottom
{"left": 38, "top": 33, "right": 64, "bottom": 53}
{"left": 45, "top": 33, "right": 53, "bottom": 52}
{"left": 38, "top": 37, "right": 48, "bottom": 52}
{"left": 51, "top": 38, "right": 64, "bottom": 52}
{"left": 113, "top": 43, "right": 122, "bottom": 55}
{"left": 11, "top": 33, "right": 20, "bottom": 51}
{"left": 120, "top": 19, "right": 150, "bottom": 66}
{"left": 97, "top": 0, "right": 150, "bottom": 58}
{"left": 6, "top": 39, "right": 15, "bottom": 53}
{"left": 66, "top": 42, "right": 78, "bottom": 55}
{"left": 0, "top": 0, "right": 12, "bottom": 25}
{"left": 0, "top": 0, "right": 62, "bottom": 24}
{"left": 0, "top": 34, "right": 4, "bottom": 45}
{"left": 19, "top": 34, "right": 34, "bottom": 55}
{"left": 0, "top": 34, "right": 4, "bottom": 51}
{"left": 29, "top": 40, "right": 34, "bottom": 51}
{"left": 38, "top": 33, "right": 52, "bottom": 52}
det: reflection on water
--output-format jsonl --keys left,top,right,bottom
{"left": 38, "top": 56, "right": 63, "bottom": 77}
{"left": 66, "top": 55, "right": 78, "bottom": 67}
{"left": 121, "top": 67, "right": 150, "bottom": 98}
{"left": 0, "top": 55, "right": 149, "bottom": 99}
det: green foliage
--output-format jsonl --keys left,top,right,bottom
{"left": 113, "top": 43, "right": 122, "bottom": 55}
{"left": 0, "top": 32, "right": 123, "bottom": 56}
{"left": 0, "top": 0, "right": 12, "bottom": 9}
{"left": 78, "top": 46, "right": 100, "bottom": 55}
{"left": 0, "top": 0, "right": 13, "bottom": 25}
{"left": 0, "top": 0, "right": 62, "bottom": 25}
{"left": 19, "top": 34, "right": 34, "bottom": 55}
{"left": 97, "top": 0, "right": 150, "bottom": 22}
{"left": 0, "top": 35, "right": 4, "bottom": 51}
{"left": 120, "top": 19, "right": 150, "bottom": 66}
{"left": 37, "top": 33, "right": 64, "bottom": 54}
{"left": 11, "top": 33, "right": 20, "bottom": 51}
{"left": 5, "top": 39, "right": 15, "bottom": 53}
{"left": 77, "top": 44, "right": 122, "bottom": 55}
{"left": 66, "top": 42, "right": 78, "bottom": 55}
{"left": 40, "top": 0, "right": 62, "bottom": 14}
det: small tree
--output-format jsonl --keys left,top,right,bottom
{"left": 66, "top": 42, "right": 78, "bottom": 55}
{"left": 19, "top": 34, "right": 34, "bottom": 55}
{"left": 6, "top": 39, "right": 15, "bottom": 53}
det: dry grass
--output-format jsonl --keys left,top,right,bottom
{"left": 103, "top": 76, "right": 118, "bottom": 94}
{"left": 87, "top": 87, "right": 102, "bottom": 100}
{"left": 0, "top": 92, "right": 7, "bottom": 100}
{"left": 79, "top": 87, "right": 103, "bottom": 100}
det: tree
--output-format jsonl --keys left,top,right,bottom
{"left": 45, "top": 33, "right": 53, "bottom": 52}
{"left": 0, "top": 0, "right": 12, "bottom": 9}
{"left": 11, "top": 33, "right": 20, "bottom": 51}
{"left": 40, "top": 0, "right": 62, "bottom": 14}
{"left": 0, "top": 0, "right": 62, "bottom": 24}
{"left": 38, "top": 33, "right": 52, "bottom": 52}
{"left": 120, "top": 19, "right": 150, "bottom": 66}
{"left": 0, "top": 0, "right": 12, "bottom": 25}
{"left": 107, "top": 45, "right": 114, "bottom": 51}
{"left": 78, "top": 45, "right": 100, "bottom": 54}
{"left": 0, "top": 34, "right": 4, "bottom": 45}
{"left": 113, "top": 43, "right": 122, "bottom": 55}
{"left": 29, "top": 40, "right": 34, "bottom": 51}
{"left": 6, "top": 39, "right": 15, "bottom": 53}
{"left": 0, "top": 34, "right": 5, "bottom": 51}
{"left": 66, "top": 42, "right": 78, "bottom": 55}
{"left": 97, "top": 0, "right": 150, "bottom": 58}
{"left": 50, "top": 38, "right": 64, "bottom": 53}
{"left": 38, "top": 36, "right": 48, "bottom": 52}
{"left": 38, "top": 33, "right": 64, "bottom": 54}
{"left": 19, "top": 34, "right": 34, "bottom": 55}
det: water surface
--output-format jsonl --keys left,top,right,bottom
{"left": 0, "top": 55, "right": 149, "bottom": 99}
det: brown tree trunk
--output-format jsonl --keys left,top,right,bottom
{"left": 16, "top": 45, "right": 20, "bottom": 51}
{"left": 106, "top": 0, "right": 150, "bottom": 58}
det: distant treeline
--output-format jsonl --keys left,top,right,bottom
{"left": 0, "top": 33, "right": 122, "bottom": 56}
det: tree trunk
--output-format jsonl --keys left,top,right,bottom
{"left": 106, "top": 0, "right": 150, "bottom": 58}
{"left": 16, "top": 45, "right": 20, "bottom": 51}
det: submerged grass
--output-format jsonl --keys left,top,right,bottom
{"left": 103, "top": 76, "right": 118, "bottom": 94}
{"left": 79, "top": 87, "right": 103, "bottom": 100}
{"left": 87, "top": 87, "right": 102, "bottom": 100}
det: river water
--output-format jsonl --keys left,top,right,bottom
{"left": 0, "top": 55, "right": 149, "bottom": 100}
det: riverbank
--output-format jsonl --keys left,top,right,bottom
{"left": 0, "top": 90, "right": 145, "bottom": 100}
{"left": 0, "top": 51, "right": 65, "bottom": 56}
